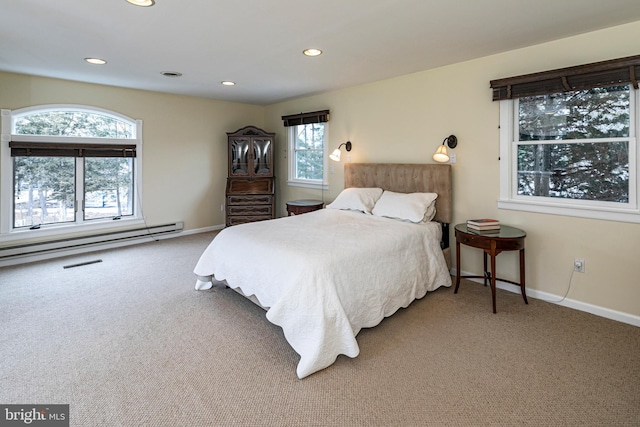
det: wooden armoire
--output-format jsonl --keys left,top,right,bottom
{"left": 225, "top": 126, "right": 275, "bottom": 226}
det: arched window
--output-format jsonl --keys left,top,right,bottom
{"left": 1, "top": 105, "right": 143, "bottom": 237}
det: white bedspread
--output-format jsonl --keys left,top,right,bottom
{"left": 194, "top": 209, "right": 451, "bottom": 378}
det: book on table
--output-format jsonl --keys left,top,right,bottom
{"left": 467, "top": 218, "right": 500, "bottom": 232}
{"left": 467, "top": 218, "right": 500, "bottom": 227}
{"left": 467, "top": 225, "right": 501, "bottom": 232}
{"left": 468, "top": 227, "right": 501, "bottom": 235}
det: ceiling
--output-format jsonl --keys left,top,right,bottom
{"left": 2, "top": 0, "right": 640, "bottom": 105}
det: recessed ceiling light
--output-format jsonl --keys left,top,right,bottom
{"left": 161, "top": 71, "right": 182, "bottom": 77}
{"left": 126, "top": 0, "right": 155, "bottom": 6}
{"left": 221, "top": 81, "right": 236, "bottom": 86}
{"left": 85, "top": 58, "right": 107, "bottom": 65}
{"left": 303, "top": 48, "right": 322, "bottom": 57}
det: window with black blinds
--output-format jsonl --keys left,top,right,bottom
{"left": 281, "top": 110, "right": 330, "bottom": 127}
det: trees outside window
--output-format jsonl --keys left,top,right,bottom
{"left": 13, "top": 156, "right": 75, "bottom": 227}
{"left": 287, "top": 122, "right": 328, "bottom": 189}
{"left": 516, "top": 85, "right": 630, "bottom": 203}
{"left": 84, "top": 157, "right": 134, "bottom": 220}
{"left": 294, "top": 123, "right": 325, "bottom": 181}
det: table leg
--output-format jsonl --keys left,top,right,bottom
{"left": 490, "top": 246, "right": 497, "bottom": 314}
{"left": 483, "top": 252, "right": 489, "bottom": 286}
{"left": 520, "top": 248, "right": 528, "bottom": 304}
{"left": 454, "top": 240, "right": 461, "bottom": 293}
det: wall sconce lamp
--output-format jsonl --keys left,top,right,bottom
{"left": 329, "top": 141, "right": 352, "bottom": 162}
{"left": 433, "top": 135, "right": 457, "bottom": 163}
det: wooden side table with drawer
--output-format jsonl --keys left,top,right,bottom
{"left": 454, "top": 223, "right": 528, "bottom": 313}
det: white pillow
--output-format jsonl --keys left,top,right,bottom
{"left": 372, "top": 191, "right": 438, "bottom": 223}
{"left": 326, "top": 187, "right": 383, "bottom": 214}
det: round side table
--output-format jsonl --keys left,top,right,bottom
{"left": 454, "top": 223, "right": 528, "bottom": 313}
{"left": 286, "top": 199, "right": 324, "bottom": 216}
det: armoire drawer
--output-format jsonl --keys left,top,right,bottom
{"left": 227, "top": 215, "right": 272, "bottom": 226}
{"left": 227, "top": 194, "right": 273, "bottom": 205}
{"left": 227, "top": 204, "right": 273, "bottom": 216}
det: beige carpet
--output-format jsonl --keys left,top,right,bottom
{"left": 0, "top": 232, "right": 638, "bottom": 426}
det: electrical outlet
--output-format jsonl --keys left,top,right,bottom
{"left": 449, "top": 153, "right": 457, "bottom": 164}
{"left": 574, "top": 258, "right": 585, "bottom": 273}
{"left": 221, "top": 204, "right": 225, "bottom": 212}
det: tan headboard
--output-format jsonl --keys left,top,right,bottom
{"left": 344, "top": 163, "right": 452, "bottom": 224}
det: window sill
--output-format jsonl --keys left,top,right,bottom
{"left": 0, "top": 217, "right": 145, "bottom": 244}
{"left": 498, "top": 199, "right": 640, "bottom": 224}
{"left": 287, "top": 180, "right": 329, "bottom": 191}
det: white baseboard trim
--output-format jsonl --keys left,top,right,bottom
{"left": 451, "top": 268, "right": 640, "bottom": 328}
{"left": 178, "top": 224, "right": 224, "bottom": 236}
{"left": 0, "top": 223, "right": 224, "bottom": 267}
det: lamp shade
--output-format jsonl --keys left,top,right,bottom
{"left": 432, "top": 145, "right": 450, "bottom": 163}
{"left": 329, "top": 148, "right": 342, "bottom": 162}
{"left": 329, "top": 141, "right": 352, "bottom": 162}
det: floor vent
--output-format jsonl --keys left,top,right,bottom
{"left": 63, "top": 259, "right": 103, "bottom": 269}
{"left": 0, "top": 222, "right": 184, "bottom": 266}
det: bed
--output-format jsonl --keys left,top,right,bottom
{"left": 194, "top": 163, "right": 453, "bottom": 378}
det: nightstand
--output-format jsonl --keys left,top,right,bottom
{"left": 454, "top": 223, "right": 528, "bottom": 313}
{"left": 286, "top": 199, "right": 324, "bottom": 216}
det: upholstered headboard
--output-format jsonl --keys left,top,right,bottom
{"left": 344, "top": 163, "right": 452, "bottom": 224}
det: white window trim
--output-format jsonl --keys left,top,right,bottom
{"left": 286, "top": 124, "right": 329, "bottom": 190}
{"left": 498, "top": 89, "right": 640, "bottom": 224}
{"left": 0, "top": 105, "right": 144, "bottom": 243}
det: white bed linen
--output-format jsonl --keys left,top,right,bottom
{"left": 194, "top": 209, "right": 451, "bottom": 378}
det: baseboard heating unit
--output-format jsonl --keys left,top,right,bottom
{"left": 0, "top": 222, "right": 184, "bottom": 267}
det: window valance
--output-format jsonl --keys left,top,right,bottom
{"left": 490, "top": 54, "right": 640, "bottom": 101}
{"left": 9, "top": 141, "right": 137, "bottom": 158}
{"left": 281, "top": 110, "right": 330, "bottom": 127}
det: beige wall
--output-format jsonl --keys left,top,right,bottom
{"left": 0, "top": 72, "right": 264, "bottom": 233}
{"left": 264, "top": 21, "right": 640, "bottom": 318}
